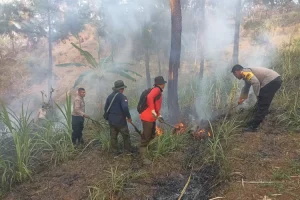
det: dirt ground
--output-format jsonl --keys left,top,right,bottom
{"left": 218, "top": 128, "right": 300, "bottom": 200}
{"left": 3, "top": 134, "right": 220, "bottom": 200}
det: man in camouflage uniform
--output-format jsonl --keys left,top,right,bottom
{"left": 72, "top": 88, "right": 89, "bottom": 145}
{"left": 104, "top": 80, "right": 133, "bottom": 156}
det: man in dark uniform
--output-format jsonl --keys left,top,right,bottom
{"left": 104, "top": 80, "right": 133, "bottom": 155}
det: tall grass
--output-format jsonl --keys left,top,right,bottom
{"left": 0, "top": 103, "right": 35, "bottom": 183}
{"left": 91, "top": 129, "right": 111, "bottom": 151}
{"left": 0, "top": 94, "right": 76, "bottom": 194}
{"left": 55, "top": 93, "right": 72, "bottom": 140}
{"left": 272, "top": 39, "right": 300, "bottom": 130}
{"left": 88, "top": 166, "right": 129, "bottom": 200}
{"left": 36, "top": 93, "right": 75, "bottom": 165}
{"left": 148, "top": 129, "right": 188, "bottom": 158}
{"left": 207, "top": 118, "right": 241, "bottom": 163}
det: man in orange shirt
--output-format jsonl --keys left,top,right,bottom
{"left": 139, "top": 76, "right": 166, "bottom": 165}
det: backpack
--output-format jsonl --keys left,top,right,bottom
{"left": 137, "top": 87, "right": 161, "bottom": 114}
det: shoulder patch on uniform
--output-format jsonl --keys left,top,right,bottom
{"left": 241, "top": 71, "right": 254, "bottom": 81}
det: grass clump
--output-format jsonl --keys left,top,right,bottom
{"left": 0, "top": 94, "right": 75, "bottom": 195}
{"left": 148, "top": 129, "right": 189, "bottom": 158}
{"left": 272, "top": 39, "right": 300, "bottom": 131}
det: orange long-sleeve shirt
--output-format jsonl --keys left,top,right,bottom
{"left": 140, "top": 87, "right": 163, "bottom": 122}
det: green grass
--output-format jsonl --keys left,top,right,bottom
{"left": 91, "top": 129, "right": 111, "bottom": 151}
{"left": 0, "top": 94, "right": 76, "bottom": 194}
{"left": 272, "top": 168, "right": 291, "bottom": 181}
{"left": 272, "top": 39, "right": 300, "bottom": 131}
{"left": 148, "top": 129, "right": 188, "bottom": 158}
{"left": 0, "top": 103, "right": 35, "bottom": 183}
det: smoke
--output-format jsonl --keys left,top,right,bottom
{"left": 3, "top": 0, "right": 280, "bottom": 124}
{"left": 190, "top": 0, "right": 278, "bottom": 121}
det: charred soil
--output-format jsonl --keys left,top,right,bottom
{"left": 4, "top": 135, "right": 221, "bottom": 200}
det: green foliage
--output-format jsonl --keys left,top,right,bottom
{"left": 104, "top": 166, "right": 128, "bottom": 194}
{"left": 55, "top": 93, "right": 72, "bottom": 138}
{"left": 71, "top": 43, "right": 99, "bottom": 68}
{"left": 206, "top": 118, "right": 241, "bottom": 163}
{"left": 0, "top": 94, "right": 75, "bottom": 194}
{"left": 56, "top": 63, "right": 85, "bottom": 67}
{"left": 148, "top": 130, "right": 188, "bottom": 158}
{"left": 88, "top": 166, "right": 145, "bottom": 200}
{"left": 91, "top": 130, "right": 111, "bottom": 151}
{"left": 0, "top": 103, "right": 35, "bottom": 183}
{"left": 272, "top": 39, "right": 300, "bottom": 130}
{"left": 56, "top": 43, "right": 142, "bottom": 88}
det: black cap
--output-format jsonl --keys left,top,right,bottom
{"left": 112, "top": 80, "right": 127, "bottom": 90}
{"left": 154, "top": 76, "right": 167, "bottom": 85}
{"left": 231, "top": 64, "right": 243, "bottom": 73}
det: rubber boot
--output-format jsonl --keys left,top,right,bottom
{"left": 139, "top": 147, "right": 152, "bottom": 165}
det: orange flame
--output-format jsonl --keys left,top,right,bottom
{"left": 174, "top": 122, "right": 186, "bottom": 134}
{"left": 193, "top": 129, "right": 207, "bottom": 139}
{"left": 208, "top": 131, "right": 211, "bottom": 137}
{"left": 156, "top": 126, "right": 163, "bottom": 136}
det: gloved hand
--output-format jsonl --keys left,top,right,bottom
{"left": 158, "top": 115, "right": 164, "bottom": 123}
{"left": 238, "top": 97, "right": 247, "bottom": 105}
{"left": 151, "top": 110, "right": 158, "bottom": 118}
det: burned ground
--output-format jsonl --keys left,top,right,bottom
{"left": 3, "top": 133, "right": 221, "bottom": 200}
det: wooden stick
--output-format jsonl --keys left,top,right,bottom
{"left": 209, "top": 197, "right": 225, "bottom": 200}
{"left": 290, "top": 176, "right": 300, "bottom": 178}
{"left": 237, "top": 181, "right": 277, "bottom": 184}
{"left": 178, "top": 174, "right": 191, "bottom": 200}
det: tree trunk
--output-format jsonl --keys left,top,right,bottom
{"left": 168, "top": 0, "right": 182, "bottom": 124}
{"left": 233, "top": 0, "right": 242, "bottom": 64}
{"left": 157, "top": 52, "right": 162, "bottom": 75}
{"left": 97, "top": 35, "right": 101, "bottom": 61}
{"left": 47, "top": 0, "right": 53, "bottom": 101}
{"left": 194, "top": 30, "right": 199, "bottom": 66}
{"left": 145, "top": 48, "right": 151, "bottom": 88}
{"left": 199, "top": 0, "right": 205, "bottom": 79}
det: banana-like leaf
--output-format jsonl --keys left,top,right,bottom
{"left": 122, "top": 69, "right": 142, "bottom": 77}
{"left": 56, "top": 63, "right": 85, "bottom": 67}
{"left": 71, "top": 43, "right": 99, "bottom": 68}
{"left": 107, "top": 69, "right": 137, "bottom": 82}
{"left": 73, "top": 70, "right": 94, "bottom": 89}
{"left": 113, "top": 62, "right": 135, "bottom": 67}
{"left": 99, "top": 55, "right": 113, "bottom": 64}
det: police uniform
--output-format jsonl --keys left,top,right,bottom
{"left": 240, "top": 67, "right": 282, "bottom": 128}
{"left": 104, "top": 80, "right": 132, "bottom": 153}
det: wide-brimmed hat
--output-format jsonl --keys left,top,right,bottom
{"left": 154, "top": 76, "right": 167, "bottom": 85}
{"left": 112, "top": 80, "right": 127, "bottom": 90}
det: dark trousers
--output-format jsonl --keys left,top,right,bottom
{"left": 249, "top": 77, "right": 282, "bottom": 128}
{"left": 110, "top": 125, "right": 131, "bottom": 152}
{"left": 72, "top": 116, "right": 84, "bottom": 144}
{"left": 140, "top": 121, "right": 156, "bottom": 147}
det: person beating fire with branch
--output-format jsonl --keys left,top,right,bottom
{"left": 231, "top": 64, "right": 282, "bottom": 132}
{"left": 138, "top": 76, "right": 166, "bottom": 165}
